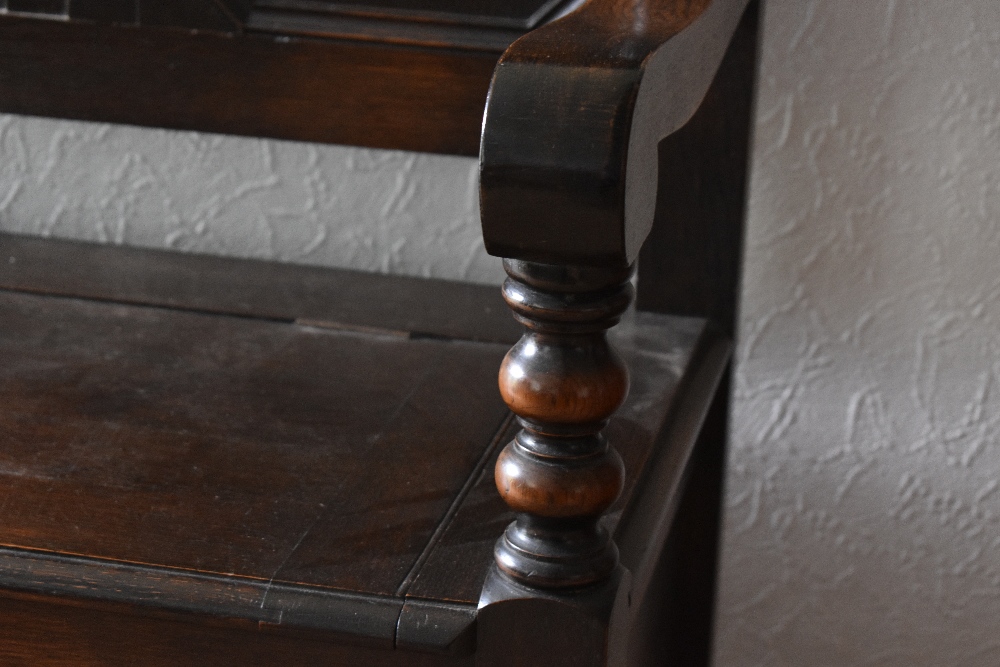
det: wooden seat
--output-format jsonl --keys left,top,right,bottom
{"left": 0, "top": 1, "right": 759, "bottom": 664}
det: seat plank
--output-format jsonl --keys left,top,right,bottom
{"left": 0, "top": 289, "right": 509, "bottom": 598}
{"left": 0, "top": 233, "right": 521, "bottom": 344}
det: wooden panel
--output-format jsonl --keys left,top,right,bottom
{"left": 0, "top": 267, "right": 725, "bottom": 653}
{"left": 0, "top": 15, "right": 495, "bottom": 155}
{"left": 0, "top": 289, "right": 508, "bottom": 597}
{"left": 0, "top": 234, "right": 522, "bottom": 344}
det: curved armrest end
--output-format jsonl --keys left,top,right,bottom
{"left": 480, "top": 0, "right": 751, "bottom": 267}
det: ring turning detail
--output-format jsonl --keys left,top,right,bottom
{"left": 494, "top": 259, "right": 634, "bottom": 589}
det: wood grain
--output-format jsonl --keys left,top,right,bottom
{"left": 0, "top": 288, "right": 509, "bottom": 592}
{"left": 0, "top": 241, "right": 726, "bottom": 660}
{"left": 0, "top": 15, "right": 496, "bottom": 155}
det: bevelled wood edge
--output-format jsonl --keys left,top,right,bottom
{"left": 0, "top": 546, "right": 402, "bottom": 647}
{"left": 0, "top": 15, "right": 495, "bottom": 155}
{"left": 612, "top": 330, "right": 731, "bottom": 615}
{"left": 0, "top": 233, "right": 521, "bottom": 344}
{"left": 395, "top": 599, "right": 477, "bottom": 655}
{"left": 479, "top": 0, "right": 752, "bottom": 267}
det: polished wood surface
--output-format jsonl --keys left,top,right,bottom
{"left": 0, "top": 238, "right": 725, "bottom": 663}
{"left": 473, "top": 3, "right": 759, "bottom": 661}
{"left": 0, "top": 15, "right": 495, "bottom": 155}
{"left": 254, "top": 0, "right": 568, "bottom": 27}
{"left": 249, "top": 0, "right": 577, "bottom": 50}
{"left": 0, "top": 0, "right": 573, "bottom": 156}
{"left": 480, "top": 0, "right": 751, "bottom": 266}
{"left": 0, "top": 0, "right": 760, "bottom": 661}
{"left": 491, "top": 260, "right": 633, "bottom": 589}
{"left": 0, "top": 286, "right": 508, "bottom": 595}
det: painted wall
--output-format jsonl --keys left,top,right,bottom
{"left": 0, "top": 115, "right": 502, "bottom": 284}
{"left": 1, "top": 0, "right": 998, "bottom": 664}
{"left": 714, "top": 1, "right": 1000, "bottom": 665}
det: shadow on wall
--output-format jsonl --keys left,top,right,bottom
{"left": 715, "top": 1, "right": 1000, "bottom": 666}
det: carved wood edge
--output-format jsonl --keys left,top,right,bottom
{"left": 480, "top": 0, "right": 753, "bottom": 267}
{"left": 0, "top": 546, "right": 405, "bottom": 646}
{"left": 0, "top": 544, "right": 484, "bottom": 654}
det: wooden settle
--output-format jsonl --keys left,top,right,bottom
{"left": 0, "top": 0, "right": 761, "bottom": 663}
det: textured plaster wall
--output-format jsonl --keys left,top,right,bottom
{"left": 715, "top": 1, "right": 1000, "bottom": 665}
{"left": 1, "top": 1, "right": 999, "bottom": 664}
{"left": 0, "top": 115, "right": 502, "bottom": 284}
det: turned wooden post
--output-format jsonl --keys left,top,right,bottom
{"left": 493, "top": 259, "right": 633, "bottom": 589}
{"left": 476, "top": 0, "right": 753, "bottom": 623}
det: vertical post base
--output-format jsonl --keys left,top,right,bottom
{"left": 477, "top": 564, "right": 632, "bottom": 667}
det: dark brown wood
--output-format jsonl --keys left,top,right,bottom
{"left": 0, "top": 237, "right": 727, "bottom": 663}
{"left": 247, "top": 0, "right": 578, "bottom": 51}
{"left": 430, "top": 315, "right": 730, "bottom": 666}
{"left": 0, "top": 288, "right": 508, "bottom": 598}
{"left": 642, "top": 369, "right": 732, "bottom": 667}
{"left": 637, "top": 0, "right": 761, "bottom": 336}
{"left": 0, "top": 15, "right": 496, "bottom": 155}
{"left": 0, "top": 233, "right": 522, "bottom": 344}
{"left": 473, "top": 332, "right": 731, "bottom": 667}
{"left": 613, "top": 342, "right": 731, "bottom": 666}
{"left": 0, "top": 0, "right": 759, "bottom": 661}
{"left": 480, "top": 0, "right": 752, "bottom": 267}
{"left": 0, "top": 283, "right": 504, "bottom": 656}
{"left": 475, "top": 5, "right": 754, "bottom": 661}
{"left": 477, "top": 567, "right": 627, "bottom": 667}
{"left": 408, "top": 313, "right": 721, "bottom": 603}
{"left": 630, "top": 4, "right": 760, "bottom": 663}
{"left": 0, "top": 0, "right": 583, "bottom": 155}
{"left": 490, "top": 260, "right": 633, "bottom": 589}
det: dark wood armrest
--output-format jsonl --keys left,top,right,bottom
{"left": 481, "top": 0, "right": 752, "bottom": 266}
{"left": 476, "top": 5, "right": 755, "bottom": 661}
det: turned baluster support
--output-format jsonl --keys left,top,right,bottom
{"left": 493, "top": 259, "right": 633, "bottom": 589}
